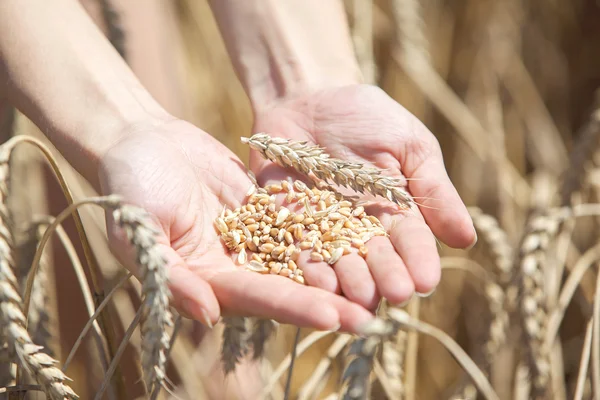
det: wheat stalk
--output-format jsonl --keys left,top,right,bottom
{"left": 241, "top": 134, "right": 414, "bottom": 210}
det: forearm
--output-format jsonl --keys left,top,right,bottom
{"left": 210, "top": 0, "right": 362, "bottom": 110}
{"left": 0, "top": 0, "right": 169, "bottom": 188}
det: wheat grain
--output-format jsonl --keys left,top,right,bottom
{"left": 241, "top": 134, "right": 414, "bottom": 210}
{"left": 216, "top": 179, "right": 386, "bottom": 282}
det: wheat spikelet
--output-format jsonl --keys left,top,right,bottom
{"left": 221, "top": 316, "right": 251, "bottom": 374}
{"left": 0, "top": 146, "right": 77, "bottom": 399}
{"left": 111, "top": 205, "right": 173, "bottom": 394}
{"left": 241, "top": 133, "right": 414, "bottom": 210}
{"left": 249, "top": 318, "right": 277, "bottom": 360}
{"left": 511, "top": 208, "right": 571, "bottom": 398}
{"left": 381, "top": 335, "right": 405, "bottom": 398}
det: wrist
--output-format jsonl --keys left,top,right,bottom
{"left": 246, "top": 60, "right": 363, "bottom": 111}
{"left": 52, "top": 91, "right": 173, "bottom": 191}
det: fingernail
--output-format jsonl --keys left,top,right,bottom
{"left": 327, "top": 323, "right": 341, "bottom": 332}
{"left": 392, "top": 296, "right": 413, "bottom": 308}
{"left": 464, "top": 227, "right": 478, "bottom": 250}
{"left": 182, "top": 298, "right": 214, "bottom": 329}
{"left": 416, "top": 288, "right": 436, "bottom": 298}
{"left": 200, "top": 308, "right": 214, "bottom": 329}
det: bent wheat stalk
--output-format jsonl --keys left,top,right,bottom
{"left": 23, "top": 196, "right": 173, "bottom": 395}
{"left": 0, "top": 148, "right": 77, "bottom": 399}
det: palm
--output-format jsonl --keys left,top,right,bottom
{"left": 252, "top": 85, "right": 476, "bottom": 307}
{"left": 100, "top": 119, "right": 373, "bottom": 331}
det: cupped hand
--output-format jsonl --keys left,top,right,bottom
{"left": 98, "top": 118, "right": 374, "bottom": 332}
{"left": 251, "top": 84, "right": 477, "bottom": 308}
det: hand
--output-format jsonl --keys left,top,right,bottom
{"left": 251, "top": 84, "right": 477, "bottom": 309}
{"left": 98, "top": 118, "right": 374, "bottom": 332}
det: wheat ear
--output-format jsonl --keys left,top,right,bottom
{"left": 341, "top": 336, "right": 380, "bottom": 400}
{"left": 511, "top": 208, "right": 570, "bottom": 398}
{"left": 469, "top": 207, "right": 514, "bottom": 284}
{"left": 0, "top": 146, "right": 77, "bottom": 399}
{"left": 241, "top": 133, "right": 414, "bottom": 210}
{"left": 221, "top": 316, "right": 251, "bottom": 375}
{"left": 111, "top": 205, "right": 173, "bottom": 394}
{"left": 249, "top": 318, "right": 277, "bottom": 360}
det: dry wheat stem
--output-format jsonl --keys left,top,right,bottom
{"left": 3, "top": 135, "right": 101, "bottom": 298}
{"left": 573, "top": 319, "right": 593, "bottom": 400}
{"left": 94, "top": 306, "right": 143, "bottom": 400}
{"left": 297, "top": 333, "right": 351, "bottom": 400}
{"left": 350, "top": 0, "right": 377, "bottom": 84}
{"left": 23, "top": 196, "right": 120, "bottom": 317}
{"left": 259, "top": 330, "right": 333, "bottom": 399}
{"left": 0, "top": 143, "right": 78, "bottom": 399}
{"left": 545, "top": 242, "right": 600, "bottom": 351}
{"left": 362, "top": 308, "right": 499, "bottom": 400}
{"left": 64, "top": 272, "right": 133, "bottom": 371}
{"left": 241, "top": 133, "right": 414, "bottom": 210}
{"left": 47, "top": 220, "right": 110, "bottom": 373}
{"left": 593, "top": 269, "right": 600, "bottom": 398}
{"left": 373, "top": 359, "right": 401, "bottom": 400}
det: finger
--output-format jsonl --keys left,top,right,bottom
{"left": 159, "top": 245, "right": 221, "bottom": 326}
{"left": 207, "top": 271, "right": 374, "bottom": 333}
{"left": 296, "top": 250, "right": 340, "bottom": 294}
{"left": 332, "top": 253, "right": 379, "bottom": 310}
{"left": 365, "top": 236, "right": 414, "bottom": 305}
{"left": 389, "top": 211, "right": 441, "bottom": 294}
{"left": 403, "top": 135, "right": 476, "bottom": 249}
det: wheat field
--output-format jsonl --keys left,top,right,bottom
{"left": 1, "top": 0, "right": 600, "bottom": 399}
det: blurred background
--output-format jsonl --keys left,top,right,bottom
{"left": 3, "top": 0, "right": 600, "bottom": 398}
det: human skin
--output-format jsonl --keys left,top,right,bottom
{"left": 211, "top": 1, "right": 477, "bottom": 308}
{"left": 0, "top": 0, "right": 378, "bottom": 333}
